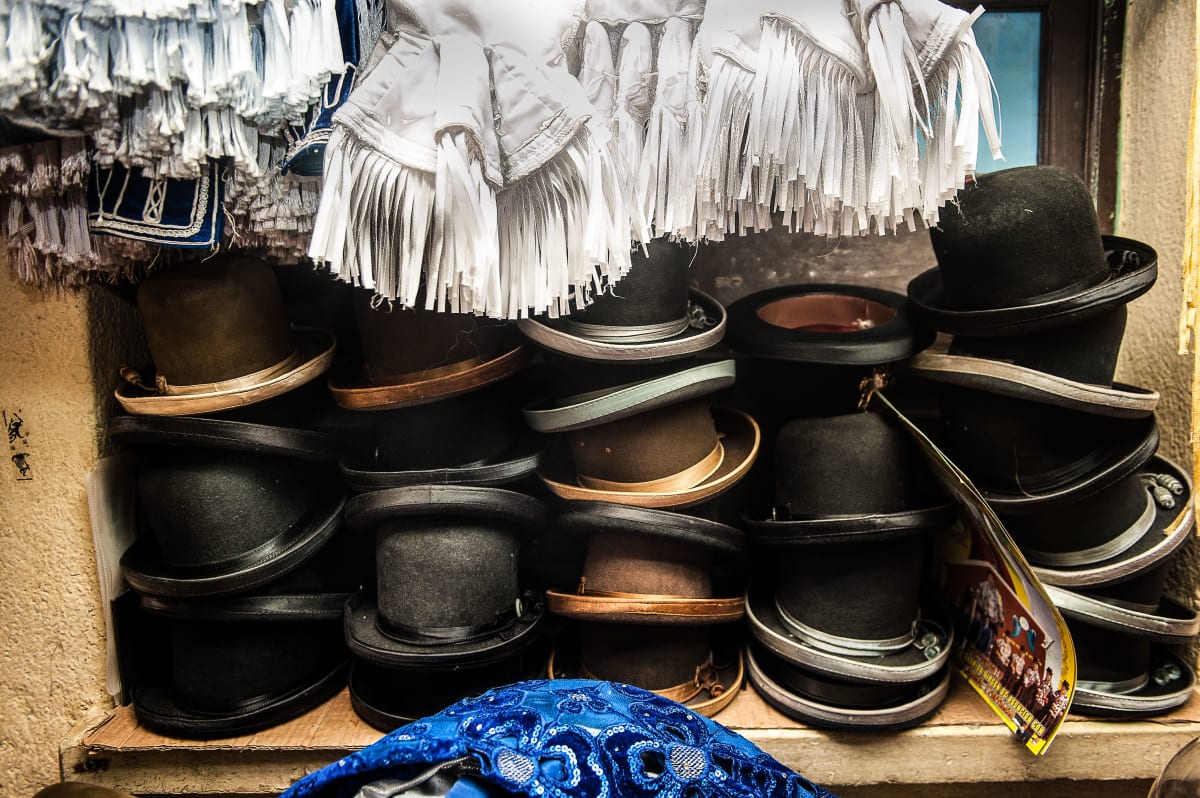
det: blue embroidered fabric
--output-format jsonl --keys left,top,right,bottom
{"left": 278, "top": 0, "right": 359, "bottom": 176}
{"left": 283, "top": 679, "right": 838, "bottom": 798}
{"left": 87, "top": 160, "right": 223, "bottom": 248}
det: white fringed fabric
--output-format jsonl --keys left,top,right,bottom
{"left": 309, "top": 0, "right": 642, "bottom": 319}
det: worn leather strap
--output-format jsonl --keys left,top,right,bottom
{"left": 577, "top": 442, "right": 724, "bottom": 493}
{"left": 546, "top": 586, "right": 745, "bottom": 621}
{"left": 123, "top": 350, "right": 304, "bottom": 397}
{"left": 561, "top": 315, "right": 692, "bottom": 343}
{"left": 549, "top": 649, "right": 744, "bottom": 717}
{"left": 368, "top": 357, "right": 483, "bottom": 387}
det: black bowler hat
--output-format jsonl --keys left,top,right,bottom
{"left": 348, "top": 637, "right": 552, "bottom": 732}
{"left": 1001, "top": 455, "right": 1193, "bottom": 583}
{"left": 933, "top": 387, "right": 1160, "bottom": 511}
{"left": 131, "top": 587, "right": 350, "bottom": 738}
{"left": 905, "top": 306, "right": 1159, "bottom": 419}
{"left": 1047, "top": 585, "right": 1198, "bottom": 717}
{"left": 518, "top": 238, "right": 726, "bottom": 363}
{"left": 343, "top": 486, "right": 548, "bottom": 668}
{"left": 339, "top": 382, "right": 542, "bottom": 492}
{"left": 907, "top": 166, "right": 1158, "bottom": 336}
{"left": 745, "top": 643, "right": 951, "bottom": 731}
{"left": 114, "top": 416, "right": 345, "bottom": 598}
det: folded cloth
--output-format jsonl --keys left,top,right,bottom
{"left": 309, "top": 0, "right": 643, "bottom": 319}
{"left": 281, "top": 679, "right": 838, "bottom": 798}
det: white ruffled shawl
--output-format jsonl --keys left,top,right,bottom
{"left": 309, "top": 0, "right": 644, "bottom": 318}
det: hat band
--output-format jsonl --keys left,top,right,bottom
{"left": 576, "top": 441, "right": 725, "bottom": 493}
{"left": 581, "top": 658, "right": 724, "bottom": 705}
{"left": 1077, "top": 673, "right": 1150, "bottom": 696}
{"left": 159, "top": 505, "right": 319, "bottom": 578}
{"left": 560, "top": 315, "right": 692, "bottom": 344}
{"left": 775, "top": 598, "right": 918, "bottom": 656}
{"left": 376, "top": 598, "right": 522, "bottom": 646}
{"left": 126, "top": 349, "right": 305, "bottom": 397}
{"left": 367, "top": 357, "right": 485, "bottom": 388}
{"left": 1021, "top": 491, "right": 1157, "bottom": 568}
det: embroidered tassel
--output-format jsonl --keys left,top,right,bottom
{"left": 638, "top": 16, "right": 694, "bottom": 239}
{"left": 355, "top": 0, "right": 384, "bottom": 64}
{"left": 580, "top": 21, "right": 616, "bottom": 120}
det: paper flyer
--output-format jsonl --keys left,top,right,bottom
{"left": 871, "top": 388, "right": 1075, "bottom": 755}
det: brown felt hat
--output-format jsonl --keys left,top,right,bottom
{"left": 329, "top": 289, "right": 529, "bottom": 410}
{"left": 548, "top": 623, "right": 745, "bottom": 717}
{"left": 116, "top": 255, "right": 336, "bottom": 416}
{"left": 545, "top": 503, "right": 745, "bottom": 624}
{"left": 539, "top": 404, "right": 760, "bottom": 509}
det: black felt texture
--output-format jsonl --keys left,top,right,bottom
{"left": 937, "top": 385, "right": 1145, "bottom": 493}
{"left": 136, "top": 447, "right": 321, "bottom": 567}
{"left": 568, "top": 237, "right": 692, "bottom": 327}
{"left": 772, "top": 411, "right": 941, "bottom": 517}
{"left": 772, "top": 535, "right": 928, "bottom": 641}
{"left": 1080, "top": 553, "right": 1179, "bottom": 612}
{"left": 1000, "top": 471, "right": 1152, "bottom": 556}
{"left": 757, "top": 644, "right": 922, "bottom": 708}
{"left": 568, "top": 399, "right": 717, "bottom": 483}
{"left": 948, "top": 306, "right": 1127, "bottom": 387}
{"left": 169, "top": 614, "right": 344, "bottom": 712}
{"left": 375, "top": 517, "right": 520, "bottom": 629}
{"left": 365, "top": 385, "right": 518, "bottom": 470}
{"left": 930, "top": 166, "right": 1109, "bottom": 310}
{"left": 1069, "top": 618, "right": 1152, "bottom": 685}
{"left": 545, "top": 352, "right": 698, "bottom": 399}
{"left": 580, "top": 623, "right": 711, "bottom": 688}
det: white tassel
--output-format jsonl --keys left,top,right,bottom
{"left": 580, "top": 21, "right": 616, "bottom": 119}
{"left": 429, "top": 129, "right": 500, "bottom": 314}
{"left": 637, "top": 16, "right": 694, "bottom": 239}
{"left": 611, "top": 22, "right": 653, "bottom": 221}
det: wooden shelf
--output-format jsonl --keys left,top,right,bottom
{"left": 61, "top": 678, "right": 1200, "bottom": 795}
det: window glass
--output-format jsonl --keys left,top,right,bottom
{"left": 973, "top": 10, "right": 1042, "bottom": 172}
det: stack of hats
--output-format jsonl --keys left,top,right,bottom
{"left": 327, "top": 289, "right": 554, "bottom": 731}
{"left": 517, "top": 238, "right": 760, "bottom": 715}
{"left": 111, "top": 255, "right": 362, "bottom": 738}
{"left": 743, "top": 412, "right": 957, "bottom": 730}
{"left": 905, "top": 164, "right": 1197, "bottom": 717}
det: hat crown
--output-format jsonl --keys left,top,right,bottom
{"left": 580, "top": 623, "right": 711, "bottom": 689}
{"left": 136, "top": 448, "right": 321, "bottom": 568}
{"left": 568, "top": 398, "right": 719, "bottom": 486}
{"left": 351, "top": 290, "right": 512, "bottom": 386}
{"left": 366, "top": 386, "right": 517, "bottom": 470}
{"left": 582, "top": 532, "right": 713, "bottom": 597}
{"left": 375, "top": 516, "right": 521, "bottom": 632}
{"left": 949, "top": 305, "right": 1128, "bottom": 386}
{"left": 772, "top": 412, "right": 939, "bottom": 518}
{"left": 931, "top": 166, "right": 1109, "bottom": 310}
{"left": 137, "top": 256, "right": 296, "bottom": 387}
{"left": 569, "top": 237, "right": 692, "bottom": 329}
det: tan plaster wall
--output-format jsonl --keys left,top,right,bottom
{"left": 0, "top": 258, "right": 108, "bottom": 795}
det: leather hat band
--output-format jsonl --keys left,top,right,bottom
{"left": 377, "top": 598, "right": 523, "bottom": 646}
{"left": 576, "top": 442, "right": 724, "bottom": 493}
{"left": 775, "top": 598, "right": 919, "bottom": 656}
{"left": 122, "top": 349, "right": 305, "bottom": 397}
{"left": 1076, "top": 673, "right": 1150, "bottom": 696}
{"left": 369, "top": 357, "right": 484, "bottom": 388}
{"left": 1022, "top": 491, "right": 1157, "bottom": 568}
{"left": 560, "top": 315, "right": 693, "bottom": 344}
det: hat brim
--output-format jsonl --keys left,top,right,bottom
{"left": 328, "top": 344, "right": 531, "bottom": 411}
{"left": 120, "top": 490, "right": 345, "bottom": 598}
{"left": 724, "top": 284, "right": 933, "bottom": 364}
{"left": 517, "top": 289, "right": 727, "bottom": 363}
{"left": 344, "top": 592, "right": 547, "bottom": 668}
{"left": 979, "top": 415, "right": 1159, "bottom": 511}
{"left": 744, "top": 504, "right": 955, "bottom": 545}
{"left": 132, "top": 657, "right": 349, "bottom": 738}
{"left": 1046, "top": 588, "right": 1200, "bottom": 643}
{"left": 907, "top": 235, "right": 1158, "bottom": 336}
{"left": 545, "top": 591, "right": 745, "bottom": 625}
{"left": 556, "top": 501, "right": 745, "bottom": 556}
{"left": 539, "top": 406, "right": 760, "bottom": 509}
{"left": 904, "top": 353, "right": 1159, "bottom": 419}
{"left": 1070, "top": 648, "right": 1196, "bottom": 718}
{"left": 523, "top": 359, "right": 737, "bottom": 433}
{"left": 115, "top": 327, "right": 336, "bottom": 417}
{"left": 340, "top": 431, "right": 543, "bottom": 492}
{"left": 746, "top": 645, "right": 951, "bottom": 731}
{"left": 548, "top": 646, "right": 745, "bottom": 718}
{"left": 745, "top": 586, "right": 952, "bottom": 684}
{"left": 344, "top": 484, "right": 548, "bottom": 534}
{"left": 139, "top": 592, "right": 349, "bottom": 621}
{"left": 1030, "top": 455, "right": 1194, "bottom": 588}
{"left": 108, "top": 414, "right": 342, "bottom": 463}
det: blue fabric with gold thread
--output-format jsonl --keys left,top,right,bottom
{"left": 282, "top": 679, "right": 837, "bottom": 798}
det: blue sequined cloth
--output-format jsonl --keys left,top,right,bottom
{"left": 283, "top": 679, "right": 837, "bottom": 798}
